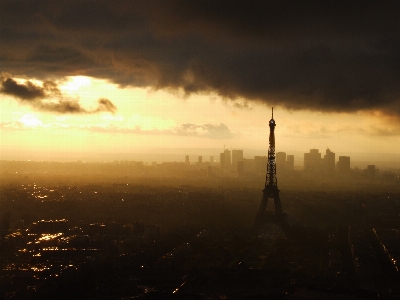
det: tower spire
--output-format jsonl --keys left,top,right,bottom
{"left": 266, "top": 108, "right": 277, "bottom": 187}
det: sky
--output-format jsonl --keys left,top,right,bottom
{"left": 1, "top": 1, "right": 399, "bottom": 162}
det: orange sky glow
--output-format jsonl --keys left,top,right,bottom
{"left": 1, "top": 76, "right": 399, "bottom": 162}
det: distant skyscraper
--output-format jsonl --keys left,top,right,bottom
{"left": 323, "top": 148, "right": 335, "bottom": 175}
{"left": 224, "top": 149, "right": 231, "bottom": 169}
{"left": 198, "top": 156, "right": 202, "bottom": 164}
{"left": 286, "top": 155, "right": 294, "bottom": 171}
{"left": 185, "top": 155, "right": 189, "bottom": 165}
{"left": 337, "top": 156, "right": 350, "bottom": 173}
{"left": 232, "top": 149, "right": 243, "bottom": 170}
{"left": 225, "top": 149, "right": 231, "bottom": 165}
{"left": 304, "top": 149, "right": 321, "bottom": 172}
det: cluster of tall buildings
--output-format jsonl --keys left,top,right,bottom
{"left": 183, "top": 147, "right": 377, "bottom": 178}
{"left": 276, "top": 152, "right": 295, "bottom": 173}
{"left": 184, "top": 148, "right": 296, "bottom": 177}
{"left": 220, "top": 149, "right": 243, "bottom": 171}
{"left": 304, "top": 148, "right": 350, "bottom": 174}
{"left": 185, "top": 155, "right": 214, "bottom": 165}
{"left": 219, "top": 149, "right": 295, "bottom": 175}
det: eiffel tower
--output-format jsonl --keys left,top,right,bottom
{"left": 252, "top": 108, "right": 289, "bottom": 234}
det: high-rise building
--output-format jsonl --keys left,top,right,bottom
{"left": 304, "top": 149, "right": 321, "bottom": 172}
{"left": 323, "top": 148, "right": 335, "bottom": 174}
{"left": 185, "top": 155, "right": 189, "bottom": 165}
{"left": 337, "top": 156, "right": 350, "bottom": 173}
{"left": 198, "top": 156, "right": 202, "bottom": 164}
{"left": 286, "top": 155, "right": 294, "bottom": 171}
{"left": 232, "top": 149, "right": 243, "bottom": 170}
{"left": 224, "top": 149, "right": 231, "bottom": 169}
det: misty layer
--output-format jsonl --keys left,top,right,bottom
{"left": 0, "top": 77, "right": 116, "bottom": 114}
{"left": 1, "top": 1, "right": 400, "bottom": 116}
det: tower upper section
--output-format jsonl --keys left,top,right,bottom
{"left": 266, "top": 107, "right": 277, "bottom": 187}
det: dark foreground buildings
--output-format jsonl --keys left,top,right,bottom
{"left": 1, "top": 114, "right": 400, "bottom": 298}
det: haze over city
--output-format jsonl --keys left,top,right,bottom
{"left": 1, "top": 1, "right": 400, "bottom": 299}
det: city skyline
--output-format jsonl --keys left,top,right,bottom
{"left": 1, "top": 142, "right": 399, "bottom": 169}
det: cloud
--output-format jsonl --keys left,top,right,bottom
{"left": 282, "top": 114, "right": 400, "bottom": 138}
{"left": 78, "top": 122, "right": 234, "bottom": 139}
{"left": 0, "top": 76, "right": 117, "bottom": 114}
{"left": 1, "top": 77, "right": 47, "bottom": 100}
{"left": 1, "top": 1, "right": 400, "bottom": 117}
{"left": 94, "top": 98, "right": 117, "bottom": 114}
{"left": 0, "top": 120, "right": 26, "bottom": 130}
{"left": 175, "top": 123, "right": 234, "bottom": 139}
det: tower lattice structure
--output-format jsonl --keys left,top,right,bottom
{"left": 252, "top": 108, "right": 288, "bottom": 233}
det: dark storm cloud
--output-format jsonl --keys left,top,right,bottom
{"left": 1, "top": 77, "right": 47, "bottom": 100}
{"left": 33, "top": 97, "right": 116, "bottom": 114}
{"left": 1, "top": 0, "right": 400, "bottom": 116}
{"left": 0, "top": 77, "right": 117, "bottom": 114}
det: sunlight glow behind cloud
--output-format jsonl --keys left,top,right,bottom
{"left": 60, "top": 76, "right": 92, "bottom": 92}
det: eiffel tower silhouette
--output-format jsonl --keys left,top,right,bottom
{"left": 252, "top": 108, "right": 289, "bottom": 234}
